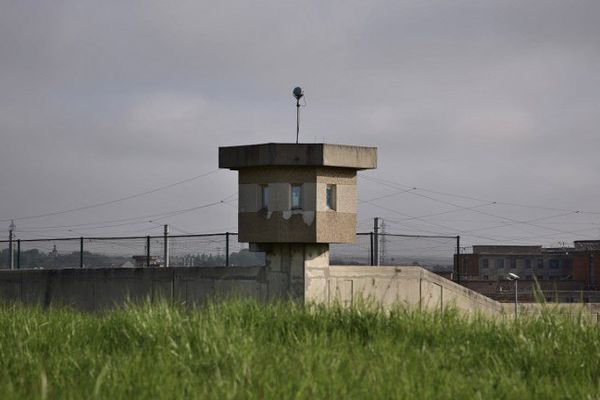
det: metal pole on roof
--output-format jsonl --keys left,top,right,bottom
{"left": 293, "top": 87, "right": 304, "bottom": 144}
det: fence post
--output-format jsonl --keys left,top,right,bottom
{"left": 163, "top": 225, "right": 169, "bottom": 268}
{"left": 369, "top": 232, "right": 374, "bottom": 266}
{"left": 374, "top": 217, "right": 380, "bottom": 266}
{"left": 146, "top": 236, "right": 151, "bottom": 267}
{"left": 225, "top": 232, "right": 230, "bottom": 267}
{"left": 455, "top": 235, "right": 461, "bottom": 284}
{"left": 80, "top": 237, "right": 84, "bottom": 268}
{"left": 16, "top": 239, "right": 20, "bottom": 269}
{"left": 8, "top": 223, "right": 14, "bottom": 270}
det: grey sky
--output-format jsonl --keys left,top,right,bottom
{"left": 1, "top": 0, "right": 599, "bottom": 249}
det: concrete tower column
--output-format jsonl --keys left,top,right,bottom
{"left": 261, "top": 243, "right": 329, "bottom": 300}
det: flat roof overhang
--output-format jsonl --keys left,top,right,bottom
{"left": 219, "top": 143, "right": 377, "bottom": 170}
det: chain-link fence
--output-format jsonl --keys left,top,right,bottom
{"left": 0, "top": 233, "right": 264, "bottom": 269}
{"left": 475, "top": 288, "right": 600, "bottom": 304}
{"left": 1, "top": 232, "right": 458, "bottom": 272}
{"left": 330, "top": 232, "right": 459, "bottom": 273}
{"left": 329, "top": 233, "right": 372, "bottom": 265}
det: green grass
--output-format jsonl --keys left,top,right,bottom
{"left": 0, "top": 301, "right": 599, "bottom": 399}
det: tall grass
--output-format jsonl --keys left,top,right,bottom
{"left": 0, "top": 300, "right": 599, "bottom": 399}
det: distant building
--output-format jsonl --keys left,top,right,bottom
{"left": 456, "top": 245, "right": 573, "bottom": 282}
{"left": 456, "top": 241, "right": 600, "bottom": 302}
{"left": 118, "top": 260, "right": 135, "bottom": 268}
{"left": 132, "top": 255, "right": 161, "bottom": 268}
{"left": 572, "top": 240, "right": 600, "bottom": 288}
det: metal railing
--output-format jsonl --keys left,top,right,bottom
{"left": 330, "top": 232, "right": 459, "bottom": 271}
{"left": 0, "top": 233, "right": 265, "bottom": 269}
{"left": 1, "top": 232, "right": 460, "bottom": 271}
{"left": 476, "top": 289, "right": 600, "bottom": 304}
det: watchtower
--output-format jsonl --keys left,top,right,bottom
{"left": 219, "top": 143, "right": 377, "bottom": 299}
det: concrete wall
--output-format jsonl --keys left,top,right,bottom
{"left": 0, "top": 244, "right": 330, "bottom": 311}
{"left": 305, "top": 265, "right": 505, "bottom": 316}
{"left": 0, "top": 267, "right": 269, "bottom": 311}
{"left": 0, "top": 263, "right": 505, "bottom": 316}
{"left": 5, "top": 265, "right": 600, "bottom": 320}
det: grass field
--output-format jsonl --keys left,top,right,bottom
{"left": 0, "top": 301, "right": 599, "bottom": 399}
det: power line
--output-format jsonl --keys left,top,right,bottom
{"left": 0, "top": 169, "right": 221, "bottom": 223}
{"left": 360, "top": 197, "right": 593, "bottom": 244}
{"left": 15, "top": 193, "right": 237, "bottom": 238}
{"left": 361, "top": 175, "right": 600, "bottom": 215}
{"left": 17, "top": 192, "right": 237, "bottom": 232}
{"left": 360, "top": 175, "right": 594, "bottom": 238}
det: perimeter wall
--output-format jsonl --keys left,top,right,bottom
{"left": 0, "top": 265, "right": 506, "bottom": 315}
{"left": 0, "top": 267, "right": 267, "bottom": 311}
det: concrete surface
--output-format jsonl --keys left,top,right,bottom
{"left": 0, "top": 267, "right": 268, "bottom": 311}
{"left": 3, "top": 265, "right": 600, "bottom": 320}
{"left": 263, "top": 243, "right": 329, "bottom": 301}
{"left": 305, "top": 265, "right": 505, "bottom": 315}
{"left": 224, "top": 144, "right": 372, "bottom": 244}
{"left": 219, "top": 143, "right": 377, "bottom": 170}
{"left": 236, "top": 164, "right": 359, "bottom": 243}
{"left": 0, "top": 263, "right": 506, "bottom": 316}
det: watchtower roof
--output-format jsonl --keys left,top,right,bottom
{"left": 219, "top": 143, "right": 377, "bottom": 170}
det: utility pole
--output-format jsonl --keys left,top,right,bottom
{"left": 225, "top": 232, "right": 230, "bottom": 267}
{"left": 456, "top": 236, "right": 461, "bottom": 284}
{"left": 163, "top": 224, "right": 170, "bottom": 268}
{"left": 8, "top": 220, "right": 15, "bottom": 270}
{"left": 373, "top": 217, "right": 380, "bottom": 266}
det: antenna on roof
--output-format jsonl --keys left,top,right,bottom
{"left": 293, "top": 86, "right": 304, "bottom": 144}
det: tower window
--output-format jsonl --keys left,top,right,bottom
{"left": 261, "top": 185, "right": 269, "bottom": 210}
{"left": 326, "top": 184, "right": 336, "bottom": 210}
{"left": 291, "top": 185, "right": 302, "bottom": 209}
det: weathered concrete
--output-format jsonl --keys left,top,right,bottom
{"left": 219, "top": 143, "right": 377, "bottom": 170}
{"left": 263, "top": 243, "right": 329, "bottom": 301}
{"left": 0, "top": 244, "right": 330, "bottom": 311}
{"left": 0, "top": 264, "right": 505, "bottom": 315}
{"left": 236, "top": 166, "right": 359, "bottom": 243}
{"left": 0, "top": 267, "right": 268, "bottom": 311}
{"left": 223, "top": 144, "right": 374, "bottom": 244}
{"left": 5, "top": 265, "right": 600, "bottom": 319}
{"left": 305, "top": 265, "right": 505, "bottom": 315}
{"left": 239, "top": 212, "right": 356, "bottom": 243}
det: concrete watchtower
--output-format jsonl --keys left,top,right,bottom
{"left": 219, "top": 143, "right": 377, "bottom": 299}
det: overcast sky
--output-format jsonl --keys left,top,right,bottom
{"left": 1, "top": 0, "right": 599, "bottom": 251}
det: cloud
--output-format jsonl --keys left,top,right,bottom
{"left": 0, "top": 0, "right": 599, "bottom": 246}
